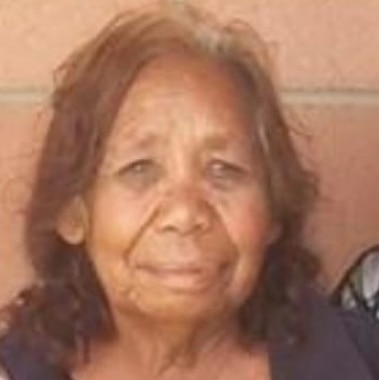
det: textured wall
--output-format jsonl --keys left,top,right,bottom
{"left": 1, "top": 0, "right": 379, "bottom": 303}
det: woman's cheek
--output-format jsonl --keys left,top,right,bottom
{"left": 85, "top": 183, "right": 158, "bottom": 287}
{"left": 214, "top": 189, "right": 273, "bottom": 291}
{"left": 216, "top": 185, "right": 273, "bottom": 248}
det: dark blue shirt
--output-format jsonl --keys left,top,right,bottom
{"left": 0, "top": 291, "right": 378, "bottom": 380}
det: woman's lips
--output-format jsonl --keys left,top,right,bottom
{"left": 136, "top": 263, "right": 224, "bottom": 293}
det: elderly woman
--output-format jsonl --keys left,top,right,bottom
{"left": 0, "top": 4, "right": 378, "bottom": 380}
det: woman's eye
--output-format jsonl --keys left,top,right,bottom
{"left": 117, "top": 159, "right": 160, "bottom": 189}
{"left": 207, "top": 160, "right": 248, "bottom": 188}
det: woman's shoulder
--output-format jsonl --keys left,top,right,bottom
{"left": 308, "top": 289, "right": 379, "bottom": 378}
{"left": 0, "top": 329, "right": 71, "bottom": 380}
{"left": 337, "top": 307, "right": 379, "bottom": 377}
{"left": 270, "top": 287, "right": 379, "bottom": 380}
{"left": 308, "top": 287, "right": 379, "bottom": 378}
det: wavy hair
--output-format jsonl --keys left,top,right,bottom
{"left": 4, "top": 3, "right": 319, "bottom": 370}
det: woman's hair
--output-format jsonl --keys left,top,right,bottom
{"left": 5, "top": 3, "right": 319, "bottom": 370}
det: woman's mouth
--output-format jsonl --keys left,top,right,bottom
{"left": 135, "top": 262, "right": 226, "bottom": 293}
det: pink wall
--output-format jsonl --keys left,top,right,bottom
{"left": 1, "top": 0, "right": 379, "bottom": 303}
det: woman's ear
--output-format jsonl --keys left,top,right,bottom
{"left": 55, "top": 196, "right": 88, "bottom": 245}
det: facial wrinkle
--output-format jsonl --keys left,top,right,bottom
{"left": 159, "top": 109, "right": 245, "bottom": 270}
{"left": 163, "top": 96, "right": 216, "bottom": 186}
{"left": 122, "top": 191, "right": 163, "bottom": 264}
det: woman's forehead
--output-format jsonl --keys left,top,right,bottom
{"left": 107, "top": 52, "right": 258, "bottom": 146}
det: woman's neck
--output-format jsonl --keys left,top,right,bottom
{"left": 73, "top": 314, "right": 270, "bottom": 380}
{"left": 113, "top": 312, "right": 241, "bottom": 376}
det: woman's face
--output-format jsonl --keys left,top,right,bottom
{"left": 75, "top": 54, "right": 278, "bottom": 325}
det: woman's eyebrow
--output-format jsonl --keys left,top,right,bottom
{"left": 127, "top": 134, "right": 162, "bottom": 150}
{"left": 201, "top": 133, "right": 255, "bottom": 154}
{"left": 109, "top": 131, "right": 163, "bottom": 153}
{"left": 200, "top": 134, "right": 233, "bottom": 150}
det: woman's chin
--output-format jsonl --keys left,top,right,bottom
{"left": 115, "top": 285, "right": 232, "bottom": 325}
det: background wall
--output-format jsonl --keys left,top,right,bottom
{"left": 1, "top": 0, "right": 379, "bottom": 303}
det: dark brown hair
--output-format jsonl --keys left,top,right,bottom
{"left": 5, "top": 3, "right": 319, "bottom": 370}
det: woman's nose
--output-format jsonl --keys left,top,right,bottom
{"left": 155, "top": 183, "right": 213, "bottom": 236}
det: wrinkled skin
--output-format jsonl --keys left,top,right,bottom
{"left": 78, "top": 53, "right": 278, "bottom": 327}
{"left": 60, "top": 52, "right": 277, "bottom": 380}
